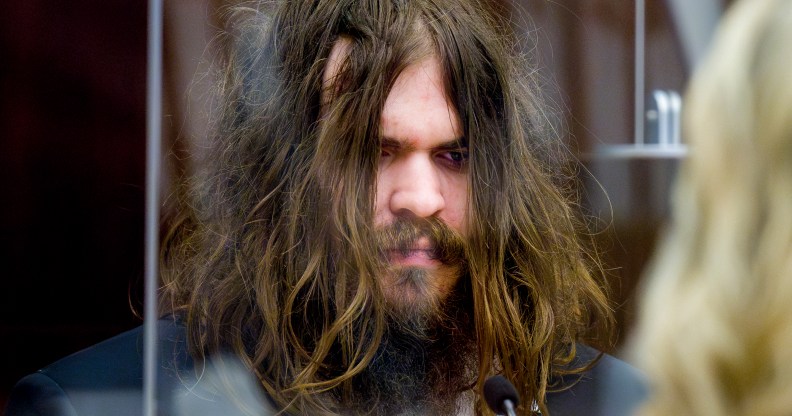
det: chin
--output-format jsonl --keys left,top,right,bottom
{"left": 382, "top": 268, "right": 448, "bottom": 325}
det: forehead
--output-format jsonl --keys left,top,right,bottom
{"left": 321, "top": 37, "right": 354, "bottom": 109}
{"left": 321, "top": 38, "right": 462, "bottom": 143}
{"left": 380, "top": 56, "right": 462, "bottom": 144}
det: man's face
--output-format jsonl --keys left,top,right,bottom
{"left": 323, "top": 41, "right": 469, "bottom": 318}
{"left": 374, "top": 55, "right": 469, "bottom": 317}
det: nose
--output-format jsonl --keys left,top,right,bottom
{"left": 386, "top": 155, "right": 445, "bottom": 220}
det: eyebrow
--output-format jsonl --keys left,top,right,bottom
{"left": 379, "top": 136, "right": 468, "bottom": 151}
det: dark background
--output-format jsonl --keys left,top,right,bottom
{"left": 0, "top": 0, "right": 147, "bottom": 407}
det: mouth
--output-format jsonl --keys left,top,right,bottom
{"left": 378, "top": 220, "right": 466, "bottom": 269}
{"left": 386, "top": 242, "right": 441, "bottom": 268}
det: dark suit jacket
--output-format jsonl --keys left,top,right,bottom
{"left": 5, "top": 318, "right": 646, "bottom": 415}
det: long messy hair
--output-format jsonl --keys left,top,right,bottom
{"left": 161, "top": 0, "right": 612, "bottom": 414}
{"left": 635, "top": 0, "right": 792, "bottom": 415}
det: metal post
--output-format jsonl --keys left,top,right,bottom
{"left": 144, "top": 0, "right": 163, "bottom": 415}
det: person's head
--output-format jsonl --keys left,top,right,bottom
{"left": 163, "top": 0, "right": 611, "bottom": 414}
{"left": 322, "top": 30, "right": 468, "bottom": 324}
{"left": 635, "top": 0, "right": 792, "bottom": 414}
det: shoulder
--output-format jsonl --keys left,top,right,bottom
{"left": 4, "top": 373, "right": 78, "bottom": 416}
{"left": 546, "top": 344, "right": 647, "bottom": 416}
{"left": 4, "top": 318, "right": 191, "bottom": 416}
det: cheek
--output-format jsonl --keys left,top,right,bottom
{"left": 441, "top": 178, "right": 469, "bottom": 235}
{"left": 373, "top": 170, "right": 389, "bottom": 226}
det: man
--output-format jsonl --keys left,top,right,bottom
{"left": 6, "top": 1, "right": 645, "bottom": 415}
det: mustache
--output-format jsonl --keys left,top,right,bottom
{"left": 375, "top": 217, "right": 466, "bottom": 266}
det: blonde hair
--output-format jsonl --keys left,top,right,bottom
{"left": 634, "top": 0, "right": 792, "bottom": 415}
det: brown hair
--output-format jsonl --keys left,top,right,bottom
{"left": 162, "top": 0, "right": 612, "bottom": 414}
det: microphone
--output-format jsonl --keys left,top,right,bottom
{"left": 483, "top": 375, "right": 520, "bottom": 416}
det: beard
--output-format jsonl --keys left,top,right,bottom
{"left": 343, "top": 276, "right": 476, "bottom": 416}
{"left": 375, "top": 217, "right": 468, "bottom": 325}
{"left": 324, "top": 217, "right": 474, "bottom": 415}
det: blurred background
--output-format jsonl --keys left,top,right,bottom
{"left": 0, "top": 0, "right": 728, "bottom": 407}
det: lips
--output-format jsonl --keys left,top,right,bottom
{"left": 387, "top": 238, "right": 441, "bottom": 267}
{"left": 387, "top": 249, "right": 441, "bottom": 267}
{"left": 376, "top": 218, "right": 466, "bottom": 267}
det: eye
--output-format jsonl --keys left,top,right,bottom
{"left": 379, "top": 143, "right": 397, "bottom": 165}
{"left": 380, "top": 145, "right": 395, "bottom": 157}
{"left": 448, "top": 151, "right": 466, "bottom": 162}
{"left": 437, "top": 149, "right": 469, "bottom": 170}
